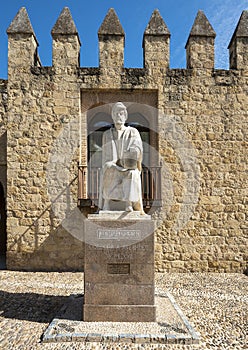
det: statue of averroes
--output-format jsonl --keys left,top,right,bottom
{"left": 99, "top": 102, "right": 144, "bottom": 214}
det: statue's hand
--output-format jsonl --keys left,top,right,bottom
{"left": 104, "top": 161, "right": 114, "bottom": 169}
{"left": 116, "top": 159, "right": 123, "bottom": 167}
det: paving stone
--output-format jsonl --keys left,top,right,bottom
{"left": 0, "top": 271, "right": 247, "bottom": 349}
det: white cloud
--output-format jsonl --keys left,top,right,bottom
{"left": 208, "top": 0, "right": 248, "bottom": 68}
{"left": 171, "top": 1, "right": 247, "bottom": 69}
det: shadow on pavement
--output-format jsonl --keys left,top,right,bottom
{"left": 0, "top": 290, "right": 69, "bottom": 323}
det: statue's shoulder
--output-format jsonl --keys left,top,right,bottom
{"left": 127, "top": 126, "right": 140, "bottom": 136}
{"left": 103, "top": 127, "right": 113, "bottom": 136}
{"left": 126, "top": 126, "right": 138, "bottom": 132}
{"left": 104, "top": 127, "right": 113, "bottom": 133}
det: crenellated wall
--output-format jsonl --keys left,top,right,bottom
{"left": 1, "top": 7, "right": 247, "bottom": 272}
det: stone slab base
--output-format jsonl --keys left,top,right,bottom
{"left": 83, "top": 304, "right": 156, "bottom": 322}
{"left": 42, "top": 292, "right": 201, "bottom": 345}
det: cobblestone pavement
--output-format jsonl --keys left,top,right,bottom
{"left": 0, "top": 271, "right": 247, "bottom": 350}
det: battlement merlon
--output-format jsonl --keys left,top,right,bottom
{"left": 228, "top": 10, "right": 248, "bottom": 70}
{"left": 6, "top": 7, "right": 41, "bottom": 78}
{"left": 5, "top": 7, "right": 248, "bottom": 77}
{"left": 185, "top": 10, "right": 216, "bottom": 70}
{"left": 98, "top": 8, "right": 125, "bottom": 70}
{"left": 143, "top": 9, "right": 171, "bottom": 72}
{"left": 51, "top": 7, "right": 81, "bottom": 69}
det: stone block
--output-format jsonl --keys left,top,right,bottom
{"left": 83, "top": 212, "right": 156, "bottom": 321}
{"left": 83, "top": 304, "right": 156, "bottom": 322}
{"left": 84, "top": 283, "right": 154, "bottom": 305}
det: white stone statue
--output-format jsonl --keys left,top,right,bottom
{"left": 99, "top": 102, "right": 144, "bottom": 213}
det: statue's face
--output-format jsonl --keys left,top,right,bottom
{"left": 112, "top": 107, "right": 127, "bottom": 129}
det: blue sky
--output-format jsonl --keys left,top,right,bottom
{"left": 0, "top": 0, "right": 247, "bottom": 78}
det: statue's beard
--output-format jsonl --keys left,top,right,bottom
{"left": 115, "top": 122, "right": 125, "bottom": 130}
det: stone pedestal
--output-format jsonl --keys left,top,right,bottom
{"left": 83, "top": 211, "right": 156, "bottom": 322}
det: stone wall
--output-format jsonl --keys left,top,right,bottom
{"left": 157, "top": 68, "right": 247, "bottom": 272}
{"left": 1, "top": 7, "right": 247, "bottom": 272}
{"left": 0, "top": 79, "right": 7, "bottom": 196}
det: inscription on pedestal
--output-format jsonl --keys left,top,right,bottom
{"left": 107, "top": 263, "right": 130, "bottom": 274}
{"left": 97, "top": 229, "right": 141, "bottom": 240}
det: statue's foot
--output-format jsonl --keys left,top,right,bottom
{"left": 103, "top": 200, "right": 110, "bottom": 211}
{"left": 125, "top": 205, "right": 133, "bottom": 212}
{"left": 133, "top": 201, "right": 146, "bottom": 215}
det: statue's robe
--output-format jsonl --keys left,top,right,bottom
{"left": 99, "top": 126, "right": 143, "bottom": 208}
